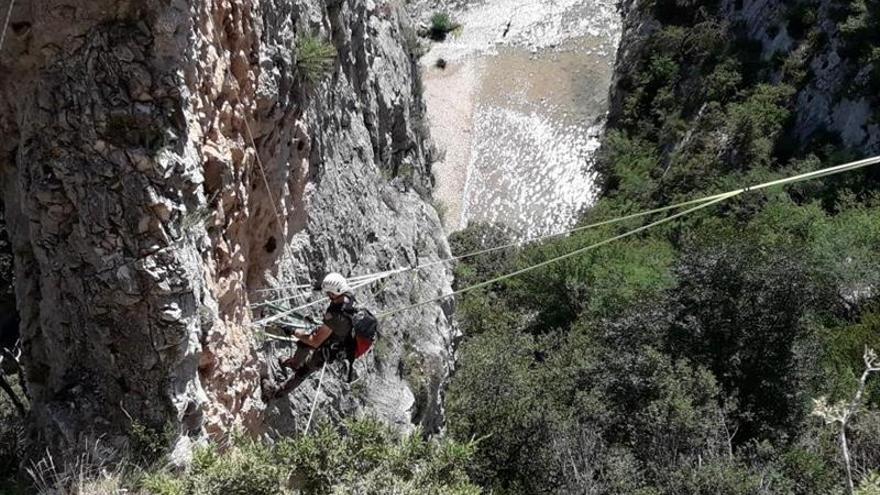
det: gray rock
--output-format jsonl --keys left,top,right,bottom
{"left": 610, "top": 0, "right": 880, "bottom": 153}
{"left": 0, "top": 0, "right": 452, "bottom": 454}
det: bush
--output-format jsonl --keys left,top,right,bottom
{"left": 446, "top": 327, "right": 553, "bottom": 493}
{"left": 704, "top": 59, "right": 743, "bottom": 102}
{"left": 429, "top": 13, "right": 458, "bottom": 41}
{"left": 448, "top": 222, "right": 516, "bottom": 290}
{"left": 129, "top": 420, "right": 176, "bottom": 466}
{"left": 296, "top": 34, "right": 336, "bottom": 84}
{"left": 785, "top": 2, "right": 818, "bottom": 39}
{"left": 724, "top": 83, "right": 796, "bottom": 169}
{"left": 185, "top": 441, "right": 280, "bottom": 495}
{"left": 858, "top": 472, "right": 880, "bottom": 495}
{"left": 274, "top": 419, "right": 478, "bottom": 494}
{"left": 661, "top": 458, "right": 767, "bottom": 495}
{"left": 131, "top": 419, "right": 480, "bottom": 495}
{"left": 140, "top": 472, "right": 187, "bottom": 495}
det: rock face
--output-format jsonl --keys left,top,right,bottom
{"left": 0, "top": 0, "right": 453, "bottom": 451}
{"left": 718, "top": 0, "right": 880, "bottom": 152}
{"left": 610, "top": 0, "right": 880, "bottom": 154}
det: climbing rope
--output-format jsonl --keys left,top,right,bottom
{"left": 252, "top": 198, "right": 723, "bottom": 301}
{"left": 260, "top": 156, "right": 880, "bottom": 419}
{"left": 304, "top": 360, "right": 328, "bottom": 435}
{"left": 253, "top": 270, "right": 406, "bottom": 294}
{"left": 250, "top": 269, "right": 406, "bottom": 309}
{"left": 374, "top": 154, "right": 880, "bottom": 318}
{"left": 378, "top": 191, "right": 740, "bottom": 318}
{"left": 250, "top": 274, "right": 386, "bottom": 327}
{"left": 242, "top": 115, "right": 287, "bottom": 236}
{"left": 252, "top": 153, "right": 880, "bottom": 325}
{"left": 0, "top": 0, "right": 14, "bottom": 53}
{"left": 249, "top": 196, "right": 732, "bottom": 310}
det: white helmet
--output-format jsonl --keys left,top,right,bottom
{"left": 321, "top": 272, "right": 350, "bottom": 295}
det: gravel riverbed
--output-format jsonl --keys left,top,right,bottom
{"left": 416, "top": 0, "right": 621, "bottom": 237}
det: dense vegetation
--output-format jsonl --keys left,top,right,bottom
{"left": 446, "top": 0, "right": 880, "bottom": 493}
{"left": 0, "top": 417, "right": 479, "bottom": 494}
{"left": 140, "top": 419, "right": 478, "bottom": 495}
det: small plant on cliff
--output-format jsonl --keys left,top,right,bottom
{"left": 295, "top": 34, "right": 337, "bottom": 85}
{"left": 429, "top": 12, "right": 459, "bottom": 41}
{"left": 129, "top": 420, "right": 177, "bottom": 466}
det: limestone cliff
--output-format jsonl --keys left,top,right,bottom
{"left": 717, "top": 0, "right": 879, "bottom": 151}
{"left": 0, "top": 0, "right": 453, "bottom": 453}
{"left": 609, "top": 0, "right": 880, "bottom": 155}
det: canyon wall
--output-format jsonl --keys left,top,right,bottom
{"left": 0, "top": 0, "right": 453, "bottom": 454}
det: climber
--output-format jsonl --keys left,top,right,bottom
{"left": 262, "top": 272, "right": 360, "bottom": 400}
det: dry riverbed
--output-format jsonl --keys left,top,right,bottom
{"left": 417, "top": 0, "right": 621, "bottom": 237}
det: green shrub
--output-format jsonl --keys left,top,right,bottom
{"left": 705, "top": 59, "right": 743, "bottom": 102}
{"left": 448, "top": 221, "right": 516, "bottom": 290}
{"left": 185, "top": 441, "right": 281, "bottom": 495}
{"left": 129, "top": 420, "right": 176, "bottom": 466}
{"left": 780, "top": 447, "right": 841, "bottom": 494}
{"left": 274, "top": 418, "right": 478, "bottom": 494}
{"left": 661, "top": 458, "right": 766, "bottom": 495}
{"left": 857, "top": 472, "right": 880, "bottom": 495}
{"left": 785, "top": 2, "right": 818, "bottom": 39}
{"left": 141, "top": 472, "right": 187, "bottom": 495}
{"left": 429, "top": 13, "right": 458, "bottom": 41}
{"left": 296, "top": 34, "right": 336, "bottom": 84}
{"left": 598, "top": 131, "right": 660, "bottom": 199}
{"left": 724, "top": 83, "right": 796, "bottom": 168}
{"left": 131, "top": 419, "right": 480, "bottom": 495}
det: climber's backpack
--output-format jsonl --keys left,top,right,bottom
{"left": 346, "top": 305, "right": 378, "bottom": 359}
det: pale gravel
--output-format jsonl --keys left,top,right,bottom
{"left": 422, "top": 0, "right": 622, "bottom": 236}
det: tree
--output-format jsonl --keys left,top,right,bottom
{"left": 812, "top": 348, "right": 880, "bottom": 495}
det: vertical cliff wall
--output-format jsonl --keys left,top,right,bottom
{"left": 0, "top": 0, "right": 452, "bottom": 452}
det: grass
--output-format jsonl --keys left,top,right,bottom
{"left": 25, "top": 437, "right": 132, "bottom": 495}
{"left": 295, "top": 34, "right": 337, "bottom": 84}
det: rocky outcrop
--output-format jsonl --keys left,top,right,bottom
{"left": 609, "top": 0, "right": 880, "bottom": 153}
{"left": 722, "top": 0, "right": 879, "bottom": 152}
{"left": 0, "top": 0, "right": 453, "bottom": 453}
{"left": 605, "top": 0, "right": 654, "bottom": 131}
